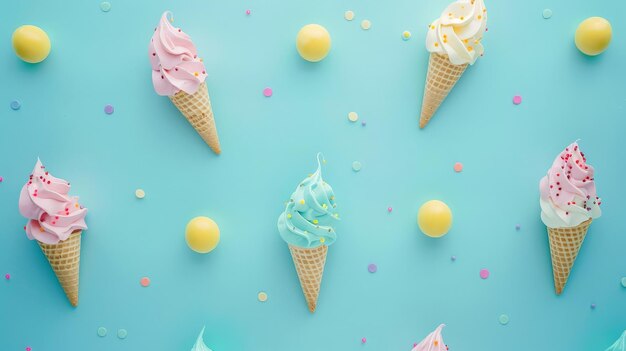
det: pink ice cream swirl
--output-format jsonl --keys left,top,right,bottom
{"left": 539, "top": 142, "right": 601, "bottom": 228}
{"left": 18, "top": 159, "right": 88, "bottom": 244}
{"left": 149, "top": 11, "right": 208, "bottom": 96}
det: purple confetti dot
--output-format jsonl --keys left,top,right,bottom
{"left": 104, "top": 104, "right": 114, "bottom": 115}
{"left": 368, "top": 264, "right": 377, "bottom": 273}
{"left": 480, "top": 269, "right": 490, "bottom": 279}
{"left": 515, "top": 224, "right": 521, "bottom": 230}
{"left": 590, "top": 303, "right": 596, "bottom": 309}
{"left": 451, "top": 256, "right": 456, "bottom": 261}
{"left": 361, "top": 121, "right": 366, "bottom": 126}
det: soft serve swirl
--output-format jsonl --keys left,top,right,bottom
{"left": 540, "top": 142, "right": 601, "bottom": 228}
{"left": 18, "top": 159, "right": 88, "bottom": 244}
{"left": 277, "top": 154, "right": 339, "bottom": 248}
{"left": 149, "top": 11, "right": 207, "bottom": 96}
{"left": 425, "top": 0, "right": 488, "bottom": 65}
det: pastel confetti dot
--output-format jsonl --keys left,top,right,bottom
{"left": 352, "top": 161, "right": 362, "bottom": 172}
{"left": 387, "top": 207, "right": 392, "bottom": 212}
{"left": 348, "top": 112, "right": 359, "bottom": 122}
{"left": 361, "top": 19, "right": 371, "bottom": 30}
{"left": 499, "top": 314, "right": 510, "bottom": 325}
{"left": 140, "top": 277, "right": 150, "bottom": 287}
{"left": 515, "top": 224, "right": 521, "bottom": 230}
{"left": 117, "top": 329, "right": 127, "bottom": 339}
{"left": 590, "top": 303, "right": 596, "bottom": 309}
{"left": 135, "top": 189, "right": 145, "bottom": 199}
{"left": 4, "top": 273, "right": 9, "bottom": 280}
{"left": 542, "top": 9, "right": 552, "bottom": 19}
{"left": 480, "top": 269, "right": 490, "bottom": 279}
{"left": 100, "top": 2, "right": 111, "bottom": 12}
{"left": 263, "top": 87, "right": 273, "bottom": 97}
{"left": 258, "top": 291, "right": 268, "bottom": 302}
{"left": 402, "top": 31, "right": 411, "bottom": 40}
{"left": 26, "top": 347, "right": 31, "bottom": 351}
{"left": 344, "top": 10, "right": 355, "bottom": 21}
{"left": 0, "top": 176, "right": 3, "bottom": 182}
{"left": 361, "top": 121, "right": 366, "bottom": 126}
{"left": 453, "top": 162, "right": 463, "bottom": 172}
{"left": 246, "top": 9, "right": 251, "bottom": 15}
{"left": 368, "top": 264, "right": 377, "bottom": 273}
{"left": 451, "top": 256, "right": 456, "bottom": 261}
{"left": 513, "top": 95, "right": 522, "bottom": 105}
{"left": 104, "top": 104, "right": 114, "bottom": 114}
{"left": 361, "top": 338, "right": 367, "bottom": 343}
{"left": 97, "top": 327, "right": 107, "bottom": 337}
{"left": 621, "top": 277, "right": 626, "bottom": 288}
{"left": 10, "top": 100, "right": 21, "bottom": 110}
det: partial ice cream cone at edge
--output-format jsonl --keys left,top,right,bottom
{"left": 288, "top": 244, "right": 328, "bottom": 313}
{"left": 169, "top": 82, "right": 221, "bottom": 154}
{"left": 38, "top": 230, "right": 82, "bottom": 307}
{"left": 419, "top": 53, "right": 468, "bottom": 129}
{"left": 547, "top": 218, "right": 592, "bottom": 295}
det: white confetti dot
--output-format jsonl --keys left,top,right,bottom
{"left": 344, "top": 10, "right": 355, "bottom": 21}
{"left": 348, "top": 112, "right": 359, "bottom": 122}
{"left": 135, "top": 189, "right": 145, "bottom": 199}
{"left": 361, "top": 20, "right": 371, "bottom": 30}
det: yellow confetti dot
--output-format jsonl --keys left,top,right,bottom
{"left": 361, "top": 19, "right": 371, "bottom": 30}
{"left": 135, "top": 189, "right": 145, "bottom": 199}
{"left": 478, "top": 15, "right": 482, "bottom": 19}
{"left": 434, "top": 341, "right": 439, "bottom": 346}
{"left": 467, "top": 46, "right": 474, "bottom": 51}
{"left": 299, "top": 199, "right": 305, "bottom": 205}
{"left": 402, "top": 31, "right": 411, "bottom": 40}
{"left": 287, "top": 213, "right": 292, "bottom": 219}
{"left": 430, "top": 25, "right": 435, "bottom": 30}
{"left": 320, "top": 238, "right": 326, "bottom": 243}
{"left": 39, "top": 227, "right": 45, "bottom": 232}
{"left": 194, "top": 72, "right": 199, "bottom": 77}
{"left": 322, "top": 203, "right": 328, "bottom": 209}
{"left": 75, "top": 203, "right": 79, "bottom": 208}
{"left": 434, "top": 43, "right": 439, "bottom": 47}
{"left": 258, "top": 292, "right": 268, "bottom": 302}
{"left": 313, "top": 219, "right": 319, "bottom": 224}
{"left": 344, "top": 10, "right": 355, "bottom": 21}
{"left": 464, "top": 39, "right": 469, "bottom": 43}
{"left": 460, "top": 16, "right": 464, "bottom": 20}
{"left": 348, "top": 112, "right": 359, "bottom": 122}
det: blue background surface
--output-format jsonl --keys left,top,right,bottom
{"left": 1, "top": 0, "right": 625, "bottom": 350}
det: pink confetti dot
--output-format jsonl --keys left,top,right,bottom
{"left": 104, "top": 104, "right": 114, "bottom": 114}
{"left": 361, "top": 338, "right": 367, "bottom": 343}
{"left": 246, "top": 9, "right": 251, "bottom": 15}
{"left": 480, "top": 269, "right": 490, "bottom": 279}
{"left": 0, "top": 176, "right": 3, "bottom": 182}
{"left": 26, "top": 347, "right": 31, "bottom": 351}
{"left": 453, "top": 162, "right": 463, "bottom": 172}
{"left": 140, "top": 277, "right": 150, "bottom": 287}
{"left": 512, "top": 95, "right": 522, "bottom": 105}
{"left": 263, "top": 87, "right": 273, "bottom": 97}
{"left": 387, "top": 207, "right": 392, "bottom": 212}
{"left": 4, "top": 274, "right": 9, "bottom": 280}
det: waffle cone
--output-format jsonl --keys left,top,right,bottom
{"left": 288, "top": 244, "right": 328, "bottom": 313}
{"left": 169, "top": 82, "right": 221, "bottom": 154}
{"left": 38, "top": 230, "right": 82, "bottom": 307}
{"left": 547, "top": 218, "right": 592, "bottom": 295}
{"left": 419, "top": 53, "right": 468, "bottom": 128}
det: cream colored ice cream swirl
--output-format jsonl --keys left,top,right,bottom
{"left": 425, "top": 0, "right": 487, "bottom": 65}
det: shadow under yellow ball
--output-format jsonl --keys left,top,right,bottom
{"left": 417, "top": 200, "right": 453, "bottom": 238}
{"left": 185, "top": 216, "right": 220, "bottom": 253}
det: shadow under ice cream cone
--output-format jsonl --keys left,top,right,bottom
{"left": 277, "top": 153, "right": 339, "bottom": 313}
{"left": 18, "top": 159, "right": 88, "bottom": 306}
{"left": 149, "top": 11, "right": 221, "bottom": 154}
{"left": 539, "top": 142, "right": 601, "bottom": 295}
{"left": 420, "top": 0, "right": 488, "bottom": 128}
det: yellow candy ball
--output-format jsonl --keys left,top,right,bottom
{"left": 12, "top": 25, "right": 51, "bottom": 63}
{"left": 417, "top": 200, "right": 453, "bottom": 238}
{"left": 575, "top": 17, "right": 612, "bottom": 56}
{"left": 185, "top": 216, "right": 220, "bottom": 253}
{"left": 296, "top": 24, "right": 331, "bottom": 62}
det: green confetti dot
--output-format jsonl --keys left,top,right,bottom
{"left": 97, "top": 327, "right": 107, "bottom": 337}
{"left": 542, "top": 9, "right": 552, "bottom": 19}
{"left": 117, "top": 329, "right": 127, "bottom": 339}
{"left": 499, "top": 314, "right": 510, "bottom": 325}
{"left": 100, "top": 2, "right": 111, "bottom": 12}
{"left": 352, "top": 161, "right": 362, "bottom": 172}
